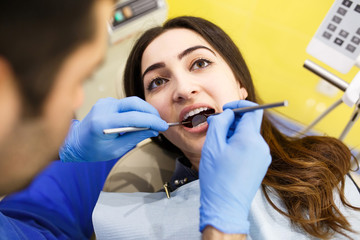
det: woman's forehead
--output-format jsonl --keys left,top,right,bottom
{"left": 141, "top": 29, "right": 213, "bottom": 70}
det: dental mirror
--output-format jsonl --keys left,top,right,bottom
{"left": 187, "top": 114, "right": 208, "bottom": 128}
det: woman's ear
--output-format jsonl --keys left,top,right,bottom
{"left": 239, "top": 87, "right": 248, "bottom": 100}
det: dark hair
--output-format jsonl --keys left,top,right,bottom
{"left": 0, "top": 0, "right": 96, "bottom": 117}
{"left": 123, "top": 16, "right": 360, "bottom": 239}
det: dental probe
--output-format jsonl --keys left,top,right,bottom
{"left": 103, "top": 121, "right": 188, "bottom": 134}
{"left": 189, "top": 100, "right": 288, "bottom": 127}
{"left": 103, "top": 100, "right": 288, "bottom": 135}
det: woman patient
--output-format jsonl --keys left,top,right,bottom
{"left": 94, "top": 16, "right": 360, "bottom": 239}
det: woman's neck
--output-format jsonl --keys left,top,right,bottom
{"left": 183, "top": 151, "right": 201, "bottom": 171}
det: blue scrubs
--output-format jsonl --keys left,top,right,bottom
{"left": 0, "top": 159, "right": 116, "bottom": 239}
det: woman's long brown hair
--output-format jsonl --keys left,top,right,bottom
{"left": 123, "top": 16, "right": 360, "bottom": 239}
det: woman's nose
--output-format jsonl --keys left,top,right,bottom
{"left": 172, "top": 80, "right": 199, "bottom": 102}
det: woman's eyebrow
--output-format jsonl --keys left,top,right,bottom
{"left": 142, "top": 45, "right": 216, "bottom": 80}
{"left": 178, "top": 45, "right": 216, "bottom": 60}
{"left": 142, "top": 62, "right": 165, "bottom": 80}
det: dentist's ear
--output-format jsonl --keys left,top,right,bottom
{"left": 0, "top": 57, "right": 21, "bottom": 139}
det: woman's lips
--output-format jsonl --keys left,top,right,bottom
{"left": 182, "top": 109, "right": 215, "bottom": 128}
{"left": 169, "top": 103, "right": 216, "bottom": 133}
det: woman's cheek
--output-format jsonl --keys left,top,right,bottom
{"left": 148, "top": 98, "right": 172, "bottom": 122}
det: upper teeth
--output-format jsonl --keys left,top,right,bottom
{"left": 183, "top": 107, "right": 209, "bottom": 121}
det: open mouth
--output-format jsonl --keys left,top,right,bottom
{"left": 182, "top": 107, "right": 215, "bottom": 128}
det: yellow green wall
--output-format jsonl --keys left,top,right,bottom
{"left": 166, "top": 0, "right": 360, "bottom": 150}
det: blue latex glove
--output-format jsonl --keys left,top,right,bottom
{"left": 60, "top": 97, "right": 168, "bottom": 162}
{"left": 199, "top": 100, "right": 272, "bottom": 234}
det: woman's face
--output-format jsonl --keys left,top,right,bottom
{"left": 141, "top": 28, "right": 247, "bottom": 167}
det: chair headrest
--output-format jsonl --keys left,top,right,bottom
{"left": 103, "top": 139, "right": 179, "bottom": 193}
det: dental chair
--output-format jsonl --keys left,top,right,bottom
{"left": 102, "top": 139, "right": 179, "bottom": 193}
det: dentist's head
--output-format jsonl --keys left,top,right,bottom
{"left": 0, "top": 0, "right": 114, "bottom": 195}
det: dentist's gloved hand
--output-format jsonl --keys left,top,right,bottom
{"left": 199, "top": 100, "right": 271, "bottom": 234}
{"left": 60, "top": 97, "right": 168, "bottom": 162}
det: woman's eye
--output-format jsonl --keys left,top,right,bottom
{"left": 147, "top": 77, "right": 168, "bottom": 91}
{"left": 191, "top": 59, "right": 212, "bottom": 71}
